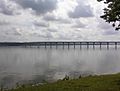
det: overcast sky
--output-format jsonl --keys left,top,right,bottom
{"left": 0, "top": 0, "right": 119, "bottom": 42}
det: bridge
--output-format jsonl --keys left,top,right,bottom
{"left": 0, "top": 41, "right": 120, "bottom": 49}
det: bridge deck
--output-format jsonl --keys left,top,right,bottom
{"left": 0, "top": 41, "right": 120, "bottom": 45}
{"left": 0, "top": 41, "right": 120, "bottom": 49}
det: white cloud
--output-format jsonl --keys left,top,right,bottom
{"left": 0, "top": 0, "right": 119, "bottom": 42}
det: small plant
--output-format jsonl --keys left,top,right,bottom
{"left": 16, "top": 82, "right": 20, "bottom": 88}
{"left": 0, "top": 85, "right": 4, "bottom": 91}
{"left": 21, "top": 84, "right": 25, "bottom": 88}
{"left": 88, "top": 75, "right": 92, "bottom": 77}
{"left": 116, "top": 79, "right": 120, "bottom": 85}
{"left": 42, "top": 79, "right": 48, "bottom": 83}
{"left": 63, "top": 75, "right": 69, "bottom": 81}
{"left": 79, "top": 75, "right": 82, "bottom": 79}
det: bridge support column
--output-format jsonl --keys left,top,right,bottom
{"left": 74, "top": 42, "right": 75, "bottom": 49}
{"left": 93, "top": 42, "right": 95, "bottom": 49}
{"left": 50, "top": 42, "right": 52, "bottom": 49}
{"left": 68, "top": 42, "right": 70, "bottom": 49}
{"left": 107, "top": 42, "right": 109, "bottom": 50}
{"left": 87, "top": 42, "right": 89, "bottom": 49}
{"left": 63, "top": 42, "right": 64, "bottom": 49}
{"left": 45, "top": 42, "right": 47, "bottom": 49}
{"left": 37, "top": 46, "right": 39, "bottom": 48}
{"left": 56, "top": 42, "right": 58, "bottom": 49}
{"left": 100, "top": 42, "right": 102, "bottom": 50}
{"left": 115, "top": 42, "right": 117, "bottom": 50}
{"left": 80, "top": 42, "right": 82, "bottom": 49}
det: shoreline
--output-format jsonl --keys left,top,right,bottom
{"left": 3, "top": 73, "right": 120, "bottom": 91}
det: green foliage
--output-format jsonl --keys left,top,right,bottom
{"left": 62, "top": 75, "right": 70, "bottom": 81}
{"left": 97, "top": 0, "right": 120, "bottom": 30}
{"left": 0, "top": 85, "right": 4, "bottom": 91}
{"left": 7, "top": 73, "right": 120, "bottom": 91}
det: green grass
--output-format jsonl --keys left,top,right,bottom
{"left": 7, "top": 73, "right": 120, "bottom": 91}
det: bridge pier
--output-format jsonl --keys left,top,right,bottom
{"left": 100, "top": 42, "right": 102, "bottom": 50}
{"left": 87, "top": 42, "right": 89, "bottom": 49}
{"left": 107, "top": 42, "right": 109, "bottom": 50}
{"left": 74, "top": 42, "right": 75, "bottom": 49}
{"left": 93, "top": 42, "right": 95, "bottom": 49}
{"left": 80, "top": 42, "right": 82, "bottom": 49}
{"left": 68, "top": 42, "right": 70, "bottom": 49}
{"left": 50, "top": 42, "right": 52, "bottom": 49}
{"left": 45, "top": 42, "right": 47, "bottom": 49}
{"left": 115, "top": 42, "right": 117, "bottom": 50}
{"left": 56, "top": 42, "right": 58, "bottom": 49}
{"left": 63, "top": 42, "right": 64, "bottom": 49}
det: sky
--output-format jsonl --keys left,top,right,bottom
{"left": 0, "top": 0, "right": 120, "bottom": 42}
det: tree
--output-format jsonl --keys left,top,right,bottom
{"left": 97, "top": 0, "right": 120, "bottom": 30}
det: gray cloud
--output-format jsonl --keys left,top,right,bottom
{"left": 103, "top": 30, "right": 119, "bottom": 35}
{"left": 12, "top": 0, "right": 58, "bottom": 15}
{"left": 0, "top": 0, "right": 119, "bottom": 42}
{"left": 0, "top": 0, "right": 20, "bottom": 15}
{"left": 0, "top": 20, "right": 10, "bottom": 26}
{"left": 72, "top": 20, "right": 86, "bottom": 28}
{"left": 37, "top": 32, "right": 54, "bottom": 39}
{"left": 33, "top": 21, "right": 49, "bottom": 27}
{"left": 43, "top": 14, "right": 57, "bottom": 21}
{"left": 68, "top": 2, "right": 94, "bottom": 18}
{"left": 0, "top": 27, "right": 24, "bottom": 42}
{"left": 98, "top": 21, "right": 112, "bottom": 30}
{"left": 4, "top": 28, "right": 22, "bottom": 36}
{"left": 57, "top": 34, "right": 71, "bottom": 40}
{"left": 0, "top": 0, "right": 14, "bottom": 15}
{"left": 43, "top": 14, "right": 71, "bottom": 24}
{"left": 59, "top": 19, "right": 71, "bottom": 24}
{"left": 47, "top": 28, "right": 57, "bottom": 32}
{"left": 98, "top": 19, "right": 119, "bottom": 35}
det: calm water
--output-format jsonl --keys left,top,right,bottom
{"left": 0, "top": 45, "right": 120, "bottom": 88}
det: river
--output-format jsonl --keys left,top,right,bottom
{"left": 0, "top": 45, "right": 120, "bottom": 88}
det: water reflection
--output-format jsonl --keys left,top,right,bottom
{"left": 0, "top": 46, "right": 120, "bottom": 88}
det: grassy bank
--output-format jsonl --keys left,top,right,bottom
{"left": 7, "top": 73, "right": 120, "bottom": 91}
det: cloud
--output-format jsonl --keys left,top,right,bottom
{"left": 43, "top": 14, "right": 57, "bottom": 21}
{"left": 0, "top": 0, "right": 14, "bottom": 15}
{"left": 47, "top": 28, "right": 57, "bottom": 33}
{"left": 33, "top": 21, "right": 49, "bottom": 27}
{"left": 43, "top": 13, "right": 71, "bottom": 24}
{"left": 12, "top": 0, "right": 58, "bottom": 15}
{"left": 72, "top": 20, "right": 86, "bottom": 28}
{"left": 0, "top": 0, "right": 20, "bottom": 15}
{"left": 68, "top": 1, "right": 94, "bottom": 18}
{"left": 34, "top": 31, "right": 54, "bottom": 39}
{"left": 97, "top": 19, "right": 119, "bottom": 35}
{"left": 3, "top": 27, "right": 23, "bottom": 36}
{"left": 103, "top": 30, "right": 119, "bottom": 35}
{"left": 98, "top": 20, "right": 112, "bottom": 30}
{"left": 0, "top": 20, "right": 10, "bottom": 26}
{"left": 0, "top": 0, "right": 120, "bottom": 42}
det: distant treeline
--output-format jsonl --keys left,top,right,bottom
{"left": 0, "top": 42, "right": 43, "bottom": 46}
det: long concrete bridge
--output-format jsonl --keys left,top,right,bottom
{"left": 0, "top": 41, "right": 120, "bottom": 49}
